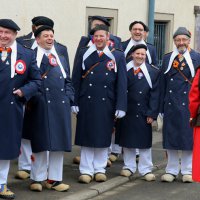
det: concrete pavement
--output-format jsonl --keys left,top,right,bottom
{"left": 7, "top": 129, "right": 166, "bottom": 200}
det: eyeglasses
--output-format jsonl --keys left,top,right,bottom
{"left": 132, "top": 28, "right": 144, "bottom": 32}
{"left": 174, "top": 38, "right": 189, "bottom": 43}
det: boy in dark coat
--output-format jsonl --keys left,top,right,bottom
{"left": 116, "top": 44, "right": 160, "bottom": 181}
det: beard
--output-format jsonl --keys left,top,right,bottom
{"left": 177, "top": 45, "right": 187, "bottom": 54}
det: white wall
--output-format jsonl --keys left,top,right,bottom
{"left": 1, "top": 0, "right": 199, "bottom": 66}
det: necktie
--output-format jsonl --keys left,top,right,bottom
{"left": 97, "top": 50, "right": 103, "bottom": 57}
{"left": 178, "top": 53, "right": 184, "bottom": 62}
{"left": 133, "top": 67, "right": 141, "bottom": 75}
{"left": 0, "top": 47, "right": 12, "bottom": 62}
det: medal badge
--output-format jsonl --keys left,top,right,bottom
{"left": 15, "top": 60, "right": 26, "bottom": 74}
{"left": 48, "top": 54, "right": 58, "bottom": 67}
{"left": 180, "top": 62, "right": 185, "bottom": 70}
{"left": 106, "top": 60, "right": 115, "bottom": 71}
{"left": 107, "top": 40, "right": 115, "bottom": 48}
{"left": 138, "top": 72, "right": 143, "bottom": 79}
{"left": 1, "top": 51, "right": 7, "bottom": 62}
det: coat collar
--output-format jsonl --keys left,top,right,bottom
{"left": 164, "top": 48, "right": 195, "bottom": 77}
{"left": 126, "top": 60, "right": 152, "bottom": 88}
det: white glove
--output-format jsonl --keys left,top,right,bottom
{"left": 115, "top": 110, "right": 126, "bottom": 118}
{"left": 71, "top": 106, "right": 79, "bottom": 114}
{"left": 159, "top": 113, "right": 164, "bottom": 118}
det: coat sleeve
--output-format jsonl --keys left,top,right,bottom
{"left": 73, "top": 37, "right": 89, "bottom": 70}
{"left": 20, "top": 50, "right": 41, "bottom": 101}
{"left": 72, "top": 49, "right": 84, "bottom": 106}
{"left": 152, "top": 46, "right": 157, "bottom": 66}
{"left": 115, "top": 52, "right": 127, "bottom": 112}
{"left": 146, "top": 69, "right": 160, "bottom": 119}
{"left": 62, "top": 57, "right": 74, "bottom": 104}
{"left": 159, "top": 57, "right": 167, "bottom": 113}
{"left": 149, "top": 45, "right": 158, "bottom": 66}
{"left": 61, "top": 46, "right": 70, "bottom": 76}
{"left": 55, "top": 42, "right": 70, "bottom": 76}
{"left": 189, "top": 68, "right": 200, "bottom": 118}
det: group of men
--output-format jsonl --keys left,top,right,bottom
{"left": 0, "top": 14, "right": 199, "bottom": 199}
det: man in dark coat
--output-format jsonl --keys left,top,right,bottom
{"left": 16, "top": 16, "right": 71, "bottom": 180}
{"left": 23, "top": 25, "right": 74, "bottom": 192}
{"left": 122, "top": 21, "right": 157, "bottom": 66}
{"left": 0, "top": 19, "right": 41, "bottom": 199}
{"left": 17, "top": 16, "right": 70, "bottom": 73}
{"left": 116, "top": 44, "right": 160, "bottom": 181}
{"left": 73, "top": 15, "right": 122, "bottom": 69}
{"left": 73, "top": 15, "right": 122, "bottom": 165}
{"left": 160, "top": 27, "right": 200, "bottom": 183}
{"left": 72, "top": 24, "right": 127, "bottom": 183}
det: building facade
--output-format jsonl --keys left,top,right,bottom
{"left": 1, "top": 0, "right": 200, "bottom": 67}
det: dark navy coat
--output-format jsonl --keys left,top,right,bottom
{"left": 23, "top": 49, "right": 74, "bottom": 153}
{"left": 73, "top": 34, "right": 122, "bottom": 68}
{"left": 17, "top": 33, "right": 70, "bottom": 74}
{"left": 122, "top": 39, "right": 157, "bottom": 66}
{"left": 160, "top": 49, "right": 200, "bottom": 150}
{"left": 17, "top": 32, "right": 34, "bottom": 48}
{"left": 116, "top": 63, "right": 160, "bottom": 148}
{"left": 72, "top": 48, "right": 127, "bottom": 148}
{"left": 0, "top": 43, "right": 41, "bottom": 160}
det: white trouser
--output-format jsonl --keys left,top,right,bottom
{"left": 108, "top": 133, "right": 122, "bottom": 154}
{"left": 31, "top": 151, "right": 64, "bottom": 181}
{"left": 136, "top": 149, "right": 139, "bottom": 155}
{"left": 0, "top": 160, "right": 10, "bottom": 184}
{"left": 18, "top": 139, "right": 32, "bottom": 170}
{"left": 80, "top": 147, "right": 108, "bottom": 176}
{"left": 165, "top": 150, "right": 192, "bottom": 175}
{"left": 123, "top": 148, "right": 153, "bottom": 176}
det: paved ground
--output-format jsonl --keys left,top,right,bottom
{"left": 6, "top": 130, "right": 167, "bottom": 200}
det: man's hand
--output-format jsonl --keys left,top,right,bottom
{"left": 189, "top": 117, "right": 194, "bottom": 127}
{"left": 147, "top": 117, "right": 154, "bottom": 124}
{"left": 13, "top": 89, "right": 24, "bottom": 97}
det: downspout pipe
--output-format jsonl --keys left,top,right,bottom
{"left": 147, "top": 0, "right": 155, "bottom": 44}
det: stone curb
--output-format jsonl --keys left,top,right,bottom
{"left": 59, "top": 162, "right": 166, "bottom": 200}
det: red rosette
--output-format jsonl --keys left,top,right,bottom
{"left": 48, "top": 54, "right": 58, "bottom": 67}
{"left": 106, "top": 60, "right": 115, "bottom": 71}
{"left": 15, "top": 60, "right": 26, "bottom": 74}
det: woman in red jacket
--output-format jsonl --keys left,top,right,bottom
{"left": 189, "top": 67, "right": 200, "bottom": 182}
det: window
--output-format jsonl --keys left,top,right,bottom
{"left": 154, "top": 13, "right": 174, "bottom": 67}
{"left": 154, "top": 22, "right": 167, "bottom": 67}
{"left": 194, "top": 6, "right": 200, "bottom": 53}
{"left": 86, "top": 7, "right": 118, "bottom": 35}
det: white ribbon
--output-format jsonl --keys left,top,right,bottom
{"left": 103, "top": 46, "right": 117, "bottom": 72}
{"left": 124, "top": 39, "right": 134, "bottom": 57}
{"left": 30, "top": 33, "right": 38, "bottom": 50}
{"left": 82, "top": 44, "right": 97, "bottom": 70}
{"left": 36, "top": 46, "right": 67, "bottom": 78}
{"left": 183, "top": 50, "right": 195, "bottom": 77}
{"left": 164, "top": 48, "right": 195, "bottom": 77}
{"left": 87, "top": 40, "right": 93, "bottom": 47}
{"left": 51, "top": 46, "right": 67, "bottom": 78}
{"left": 82, "top": 44, "right": 117, "bottom": 72}
{"left": 126, "top": 60, "right": 152, "bottom": 88}
{"left": 10, "top": 41, "right": 17, "bottom": 78}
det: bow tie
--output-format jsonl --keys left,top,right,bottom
{"left": 0, "top": 47, "right": 12, "bottom": 53}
